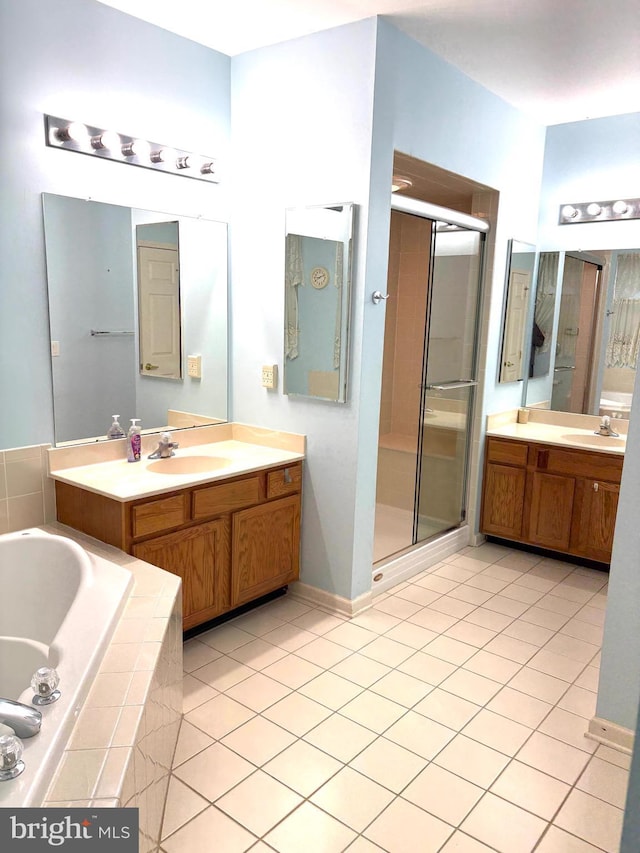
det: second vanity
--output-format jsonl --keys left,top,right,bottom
{"left": 480, "top": 411, "right": 626, "bottom": 563}
{"left": 48, "top": 423, "right": 305, "bottom": 631}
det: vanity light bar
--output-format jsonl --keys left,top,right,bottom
{"left": 558, "top": 197, "right": 640, "bottom": 225}
{"left": 44, "top": 115, "right": 218, "bottom": 183}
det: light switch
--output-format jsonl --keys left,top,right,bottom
{"left": 187, "top": 355, "right": 202, "bottom": 378}
{"left": 262, "top": 364, "right": 278, "bottom": 389}
{"left": 51, "top": 341, "right": 60, "bottom": 357}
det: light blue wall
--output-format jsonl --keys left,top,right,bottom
{"left": 0, "top": 0, "right": 230, "bottom": 449}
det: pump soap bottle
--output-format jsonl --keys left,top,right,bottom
{"left": 107, "top": 415, "right": 125, "bottom": 439}
{"left": 127, "top": 418, "right": 142, "bottom": 462}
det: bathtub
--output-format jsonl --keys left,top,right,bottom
{"left": 0, "top": 528, "right": 132, "bottom": 807}
{"left": 600, "top": 390, "right": 632, "bottom": 419}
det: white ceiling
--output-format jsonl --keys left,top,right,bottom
{"left": 97, "top": 0, "right": 640, "bottom": 125}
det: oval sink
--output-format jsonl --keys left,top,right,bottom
{"left": 147, "top": 456, "right": 231, "bottom": 475}
{"left": 562, "top": 433, "right": 626, "bottom": 448}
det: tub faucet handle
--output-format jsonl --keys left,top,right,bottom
{"left": 31, "top": 667, "right": 61, "bottom": 706}
{"left": 0, "top": 734, "right": 25, "bottom": 780}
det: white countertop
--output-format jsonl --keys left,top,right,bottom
{"left": 486, "top": 421, "right": 626, "bottom": 455}
{"left": 48, "top": 424, "right": 306, "bottom": 502}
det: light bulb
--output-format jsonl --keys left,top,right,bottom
{"left": 55, "top": 121, "right": 89, "bottom": 144}
{"left": 612, "top": 200, "right": 629, "bottom": 215}
{"left": 176, "top": 155, "right": 192, "bottom": 170}
{"left": 91, "top": 130, "right": 121, "bottom": 150}
{"left": 561, "top": 205, "right": 578, "bottom": 219}
{"left": 586, "top": 203, "right": 602, "bottom": 216}
{"left": 122, "top": 138, "right": 150, "bottom": 159}
{"left": 150, "top": 147, "right": 176, "bottom": 164}
{"left": 200, "top": 160, "right": 215, "bottom": 175}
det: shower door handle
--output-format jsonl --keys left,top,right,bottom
{"left": 424, "top": 380, "right": 478, "bottom": 391}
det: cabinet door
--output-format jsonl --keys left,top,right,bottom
{"left": 571, "top": 478, "right": 620, "bottom": 562}
{"left": 481, "top": 463, "right": 526, "bottom": 539}
{"left": 133, "top": 519, "right": 230, "bottom": 630}
{"left": 232, "top": 495, "right": 300, "bottom": 607}
{"left": 527, "top": 471, "right": 575, "bottom": 551}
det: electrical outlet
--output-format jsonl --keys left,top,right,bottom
{"left": 262, "top": 364, "right": 278, "bottom": 389}
{"left": 187, "top": 355, "right": 202, "bottom": 378}
{"left": 51, "top": 341, "right": 60, "bottom": 357}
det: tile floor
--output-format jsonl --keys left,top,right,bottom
{"left": 160, "top": 542, "right": 630, "bottom": 853}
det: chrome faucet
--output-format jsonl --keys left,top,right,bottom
{"left": 148, "top": 432, "right": 179, "bottom": 459}
{"left": 594, "top": 415, "right": 619, "bottom": 437}
{"left": 0, "top": 698, "right": 42, "bottom": 739}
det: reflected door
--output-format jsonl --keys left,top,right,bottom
{"left": 416, "top": 225, "right": 484, "bottom": 542}
{"left": 138, "top": 245, "right": 181, "bottom": 378}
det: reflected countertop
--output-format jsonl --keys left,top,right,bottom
{"left": 48, "top": 423, "right": 306, "bottom": 502}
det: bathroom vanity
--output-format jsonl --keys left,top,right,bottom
{"left": 48, "top": 425, "right": 305, "bottom": 631}
{"left": 480, "top": 419, "right": 624, "bottom": 563}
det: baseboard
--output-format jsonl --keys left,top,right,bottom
{"left": 587, "top": 716, "right": 634, "bottom": 754}
{"left": 371, "top": 526, "right": 469, "bottom": 595}
{"left": 288, "top": 581, "right": 372, "bottom": 618}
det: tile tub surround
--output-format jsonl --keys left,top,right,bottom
{"left": 48, "top": 422, "right": 306, "bottom": 502}
{"left": 162, "top": 542, "right": 627, "bottom": 853}
{"left": 0, "top": 444, "right": 56, "bottom": 534}
{"left": 40, "top": 524, "right": 183, "bottom": 853}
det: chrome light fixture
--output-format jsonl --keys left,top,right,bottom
{"left": 45, "top": 115, "right": 218, "bottom": 183}
{"left": 559, "top": 197, "right": 639, "bottom": 224}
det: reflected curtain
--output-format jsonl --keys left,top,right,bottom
{"left": 534, "top": 253, "right": 558, "bottom": 353}
{"left": 285, "top": 235, "right": 303, "bottom": 360}
{"left": 333, "top": 242, "right": 344, "bottom": 369}
{"left": 606, "top": 252, "right": 640, "bottom": 369}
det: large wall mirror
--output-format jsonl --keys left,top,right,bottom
{"left": 525, "top": 247, "right": 640, "bottom": 419}
{"left": 43, "top": 193, "right": 228, "bottom": 444}
{"left": 284, "top": 202, "right": 355, "bottom": 402}
{"left": 499, "top": 239, "right": 536, "bottom": 383}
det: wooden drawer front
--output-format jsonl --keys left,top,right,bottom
{"left": 538, "top": 446, "right": 623, "bottom": 483}
{"left": 267, "top": 464, "right": 302, "bottom": 499}
{"left": 131, "top": 494, "right": 188, "bottom": 539}
{"left": 193, "top": 475, "right": 262, "bottom": 519}
{"left": 486, "top": 438, "right": 528, "bottom": 467}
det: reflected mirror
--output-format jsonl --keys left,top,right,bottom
{"left": 284, "top": 203, "right": 355, "bottom": 402}
{"left": 499, "top": 239, "right": 535, "bottom": 383}
{"left": 43, "top": 193, "right": 228, "bottom": 444}
{"left": 525, "top": 248, "right": 640, "bottom": 419}
{"left": 136, "top": 221, "right": 181, "bottom": 380}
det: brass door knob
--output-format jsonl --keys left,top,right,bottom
{"left": 144, "top": 363, "right": 159, "bottom": 371}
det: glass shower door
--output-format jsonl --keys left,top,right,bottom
{"left": 414, "top": 225, "right": 484, "bottom": 542}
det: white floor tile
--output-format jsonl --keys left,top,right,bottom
{"left": 215, "top": 770, "right": 302, "bottom": 836}
{"left": 439, "top": 668, "right": 502, "bottom": 705}
{"left": 413, "top": 687, "right": 481, "bottom": 730}
{"left": 429, "top": 595, "right": 478, "bottom": 618}
{"left": 350, "top": 736, "right": 427, "bottom": 793}
{"left": 262, "top": 691, "right": 332, "bottom": 736}
{"left": 370, "top": 669, "right": 434, "bottom": 708}
{"left": 291, "top": 609, "right": 349, "bottom": 635}
{"left": 433, "top": 735, "right": 509, "bottom": 788}
{"left": 262, "top": 740, "right": 342, "bottom": 796}
{"left": 185, "top": 694, "right": 255, "bottom": 739}
{"left": 521, "top": 607, "right": 570, "bottom": 631}
{"left": 359, "top": 635, "right": 415, "bottom": 667}
{"left": 424, "top": 635, "right": 478, "bottom": 666}
{"left": 463, "top": 649, "right": 521, "bottom": 683}
{"left": 294, "top": 636, "right": 353, "bottom": 668}
{"left": 192, "top": 656, "right": 254, "bottom": 692}
{"left": 303, "top": 712, "right": 377, "bottom": 762}
{"left": 501, "top": 619, "right": 555, "bottom": 646}
{"left": 349, "top": 609, "right": 401, "bottom": 633}
{"left": 574, "top": 665, "right": 600, "bottom": 692}
{"left": 227, "top": 638, "right": 288, "bottom": 669}
{"left": 373, "top": 595, "right": 422, "bottom": 619}
{"left": 439, "top": 831, "right": 496, "bottom": 851}
{"left": 161, "top": 806, "right": 256, "bottom": 853}
{"left": 554, "top": 788, "right": 624, "bottom": 852}
{"left": 261, "top": 653, "right": 324, "bottom": 689}
{"left": 482, "top": 633, "right": 538, "bottom": 664}
{"left": 298, "top": 671, "right": 363, "bottom": 709}
{"left": 173, "top": 743, "right": 254, "bottom": 802}
{"left": 486, "top": 686, "right": 553, "bottom": 728}
{"left": 462, "top": 708, "right": 532, "bottom": 756}
{"left": 403, "top": 763, "right": 483, "bottom": 826}
{"left": 527, "top": 649, "right": 587, "bottom": 682}
{"left": 172, "top": 720, "right": 213, "bottom": 768}
{"left": 535, "top": 826, "right": 604, "bottom": 852}
{"left": 507, "top": 666, "right": 570, "bottom": 704}
{"left": 182, "top": 639, "right": 223, "bottom": 672}
{"left": 544, "top": 633, "right": 600, "bottom": 664}
{"left": 310, "top": 766, "right": 395, "bottom": 831}
{"left": 595, "top": 744, "right": 632, "bottom": 769}
{"left": 224, "top": 672, "right": 291, "bottom": 712}
{"left": 330, "top": 652, "right": 391, "bottom": 687}
{"left": 443, "top": 621, "right": 497, "bottom": 648}
{"left": 322, "top": 621, "right": 379, "bottom": 650}
{"left": 161, "top": 777, "right": 208, "bottom": 841}
{"left": 340, "top": 690, "right": 406, "bottom": 734}
{"left": 397, "top": 651, "right": 457, "bottom": 685}
{"left": 576, "top": 756, "right": 630, "bottom": 808}
{"left": 460, "top": 792, "right": 546, "bottom": 853}
{"left": 364, "top": 797, "right": 454, "bottom": 853}
{"left": 221, "top": 716, "right": 296, "bottom": 766}
{"left": 182, "top": 674, "right": 217, "bottom": 714}
{"left": 384, "top": 709, "right": 456, "bottom": 759}
{"left": 393, "top": 584, "right": 443, "bottom": 607}
{"left": 408, "top": 607, "right": 459, "bottom": 633}
{"left": 490, "top": 759, "right": 570, "bottom": 820}
{"left": 260, "top": 623, "right": 317, "bottom": 652}
{"left": 414, "top": 574, "right": 460, "bottom": 594}
{"left": 198, "top": 624, "right": 255, "bottom": 654}
{"left": 538, "top": 707, "right": 597, "bottom": 753}
{"left": 383, "top": 621, "right": 438, "bottom": 649}
{"left": 463, "top": 608, "right": 514, "bottom": 632}
{"left": 264, "top": 801, "right": 357, "bottom": 853}
{"left": 516, "top": 731, "right": 591, "bottom": 784}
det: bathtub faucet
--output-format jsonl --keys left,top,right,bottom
{"left": 148, "top": 432, "right": 179, "bottom": 459}
{"left": 0, "top": 698, "right": 42, "bottom": 738}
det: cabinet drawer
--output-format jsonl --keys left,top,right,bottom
{"left": 533, "top": 445, "right": 623, "bottom": 483}
{"left": 486, "top": 438, "right": 528, "bottom": 467}
{"left": 267, "top": 463, "right": 302, "bottom": 499}
{"left": 131, "top": 494, "right": 188, "bottom": 539}
{"left": 193, "top": 475, "right": 262, "bottom": 519}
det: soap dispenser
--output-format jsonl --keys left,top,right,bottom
{"left": 107, "top": 415, "right": 125, "bottom": 440}
{"left": 127, "top": 418, "right": 142, "bottom": 462}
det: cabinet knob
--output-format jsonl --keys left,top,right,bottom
{"left": 593, "top": 482, "right": 599, "bottom": 492}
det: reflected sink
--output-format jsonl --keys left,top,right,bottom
{"left": 147, "top": 455, "right": 231, "bottom": 475}
{"left": 562, "top": 433, "right": 626, "bottom": 449}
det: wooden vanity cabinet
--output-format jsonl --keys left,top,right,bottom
{"left": 481, "top": 437, "right": 621, "bottom": 563}
{"left": 55, "top": 462, "right": 302, "bottom": 630}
